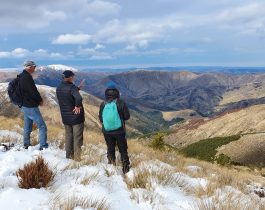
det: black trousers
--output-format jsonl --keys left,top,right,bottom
{"left": 103, "top": 133, "right": 130, "bottom": 167}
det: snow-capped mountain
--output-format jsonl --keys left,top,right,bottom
{"left": 38, "top": 64, "right": 78, "bottom": 72}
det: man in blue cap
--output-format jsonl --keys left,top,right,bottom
{"left": 99, "top": 82, "right": 131, "bottom": 174}
{"left": 19, "top": 60, "right": 48, "bottom": 150}
{"left": 56, "top": 70, "right": 85, "bottom": 161}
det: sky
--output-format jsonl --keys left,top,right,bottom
{"left": 0, "top": 0, "right": 265, "bottom": 69}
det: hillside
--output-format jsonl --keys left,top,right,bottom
{"left": 0, "top": 117, "right": 265, "bottom": 210}
{"left": 165, "top": 104, "right": 265, "bottom": 147}
{"left": 164, "top": 104, "right": 265, "bottom": 166}
{"left": 87, "top": 70, "right": 265, "bottom": 117}
{"left": 0, "top": 83, "right": 162, "bottom": 135}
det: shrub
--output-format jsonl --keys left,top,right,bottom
{"left": 16, "top": 156, "right": 55, "bottom": 189}
{"left": 150, "top": 133, "right": 165, "bottom": 150}
{"left": 215, "top": 153, "right": 231, "bottom": 166}
{"left": 180, "top": 135, "right": 241, "bottom": 162}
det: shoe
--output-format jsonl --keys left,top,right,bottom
{"left": 122, "top": 164, "right": 130, "bottom": 174}
{"left": 39, "top": 147, "right": 48, "bottom": 151}
{"left": 23, "top": 145, "right": 31, "bottom": 149}
{"left": 107, "top": 157, "right": 116, "bottom": 165}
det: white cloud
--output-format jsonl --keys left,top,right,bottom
{"left": 35, "top": 49, "right": 48, "bottom": 54}
{"left": 11, "top": 48, "right": 30, "bottom": 58}
{"left": 81, "top": 0, "right": 121, "bottom": 18}
{"left": 77, "top": 46, "right": 112, "bottom": 60}
{"left": 95, "top": 17, "right": 183, "bottom": 47}
{"left": 52, "top": 34, "right": 92, "bottom": 44}
{"left": 95, "top": 44, "right": 105, "bottom": 50}
{"left": 125, "top": 44, "right": 136, "bottom": 51}
{"left": 50, "top": 52, "right": 63, "bottom": 58}
{"left": 215, "top": 2, "right": 265, "bottom": 35}
{"left": 90, "top": 54, "right": 112, "bottom": 60}
{"left": 0, "top": 48, "right": 69, "bottom": 59}
{"left": 217, "top": 3, "right": 263, "bottom": 23}
{"left": 0, "top": 48, "right": 29, "bottom": 58}
{"left": 0, "top": 51, "right": 10, "bottom": 58}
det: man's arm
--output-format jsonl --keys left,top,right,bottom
{"left": 118, "top": 100, "right": 130, "bottom": 121}
{"left": 21, "top": 75, "right": 42, "bottom": 104}
{"left": 71, "top": 86, "right": 82, "bottom": 107}
{"left": 71, "top": 86, "right": 82, "bottom": 114}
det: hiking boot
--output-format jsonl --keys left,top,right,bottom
{"left": 39, "top": 146, "right": 48, "bottom": 151}
{"left": 107, "top": 157, "right": 116, "bottom": 165}
{"left": 23, "top": 145, "right": 31, "bottom": 149}
{"left": 122, "top": 164, "right": 130, "bottom": 174}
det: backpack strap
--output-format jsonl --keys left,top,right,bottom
{"left": 17, "top": 74, "right": 23, "bottom": 108}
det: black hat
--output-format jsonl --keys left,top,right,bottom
{"left": 62, "top": 70, "right": 75, "bottom": 78}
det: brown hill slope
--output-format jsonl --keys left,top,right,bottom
{"left": 165, "top": 104, "right": 265, "bottom": 148}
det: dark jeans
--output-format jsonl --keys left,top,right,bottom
{"left": 103, "top": 133, "right": 130, "bottom": 167}
{"left": 64, "top": 122, "right": 84, "bottom": 161}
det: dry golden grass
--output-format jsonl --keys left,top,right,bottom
{"left": 217, "top": 133, "right": 265, "bottom": 166}
{"left": 165, "top": 104, "right": 265, "bottom": 148}
{"left": 0, "top": 116, "right": 23, "bottom": 130}
{"left": 51, "top": 195, "right": 110, "bottom": 210}
{"left": 102, "top": 165, "right": 116, "bottom": 177}
{"left": 63, "top": 143, "right": 106, "bottom": 170}
{"left": 219, "top": 82, "right": 265, "bottom": 106}
{"left": 125, "top": 162, "right": 186, "bottom": 190}
{"left": 162, "top": 109, "right": 199, "bottom": 121}
{"left": 194, "top": 191, "right": 265, "bottom": 210}
{"left": 130, "top": 190, "right": 164, "bottom": 207}
{"left": 80, "top": 172, "right": 100, "bottom": 185}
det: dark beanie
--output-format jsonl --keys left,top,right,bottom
{"left": 62, "top": 70, "right": 75, "bottom": 78}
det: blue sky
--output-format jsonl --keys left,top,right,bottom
{"left": 1, "top": 0, "right": 265, "bottom": 69}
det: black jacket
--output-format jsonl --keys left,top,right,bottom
{"left": 56, "top": 81, "right": 85, "bottom": 125}
{"left": 99, "top": 88, "right": 130, "bottom": 134}
{"left": 20, "top": 70, "right": 42, "bottom": 107}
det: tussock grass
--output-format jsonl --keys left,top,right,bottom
{"left": 130, "top": 190, "right": 164, "bottom": 208}
{"left": 102, "top": 165, "right": 116, "bottom": 177}
{"left": 64, "top": 144, "right": 105, "bottom": 170}
{"left": 0, "top": 116, "right": 23, "bottom": 131}
{"left": 125, "top": 164, "right": 185, "bottom": 190}
{"left": 51, "top": 195, "right": 110, "bottom": 210}
{"left": 80, "top": 172, "right": 100, "bottom": 185}
{"left": 194, "top": 191, "right": 265, "bottom": 210}
{"left": 16, "top": 156, "right": 55, "bottom": 189}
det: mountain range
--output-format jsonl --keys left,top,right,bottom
{"left": 1, "top": 65, "right": 265, "bottom": 166}
{"left": 2, "top": 65, "right": 265, "bottom": 126}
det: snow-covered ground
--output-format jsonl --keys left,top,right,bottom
{"left": 0, "top": 130, "right": 264, "bottom": 210}
{"left": 0, "top": 144, "right": 200, "bottom": 210}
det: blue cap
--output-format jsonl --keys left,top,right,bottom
{"left": 107, "top": 81, "right": 117, "bottom": 89}
{"left": 62, "top": 70, "right": 75, "bottom": 78}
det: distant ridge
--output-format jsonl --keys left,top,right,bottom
{"left": 38, "top": 64, "right": 78, "bottom": 72}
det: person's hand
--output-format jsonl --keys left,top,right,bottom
{"left": 73, "top": 106, "right": 81, "bottom": 114}
{"left": 78, "top": 79, "right": 85, "bottom": 90}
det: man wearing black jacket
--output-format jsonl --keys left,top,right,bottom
{"left": 99, "top": 82, "right": 130, "bottom": 174}
{"left": 56, "top": 70, "right": 85, "bottom": 161}
{"left": 20, "top": 60, "right": 48, "bottom": 150}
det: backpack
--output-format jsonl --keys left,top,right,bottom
{"left": 7, "top": 75, "right": 23, "bottom": 108}
{"left": 102, "top": 100, "right": 122, "bottom": 131}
